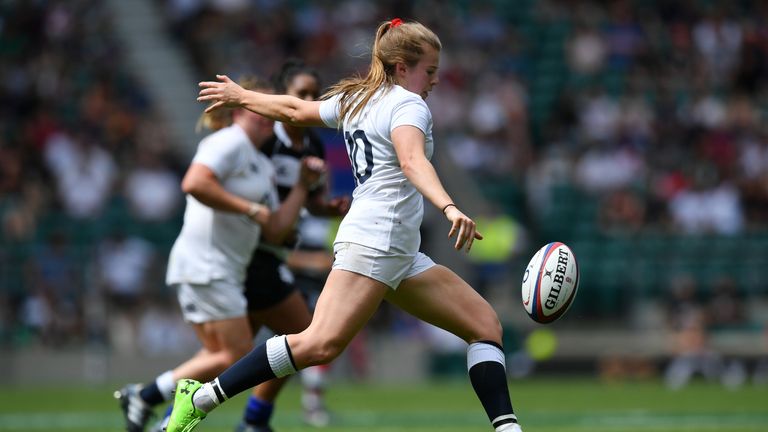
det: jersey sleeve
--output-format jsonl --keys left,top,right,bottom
{"left": 390, "top": 94, "right": 431, "bottom": 135}
{"left": 319, "top": 94, "right": 342, "bottom": 128}
{"left": 192, "top": 134, "right": 241, "bottom": 180}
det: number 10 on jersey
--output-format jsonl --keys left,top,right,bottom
{"left": 345, "top": 130, "right": 373, "bottom": 185}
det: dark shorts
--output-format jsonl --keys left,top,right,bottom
{"left": 293, "top": 272, "right": 326, "bottom": 311}
{"left": 244, "top": 249, "right": 297, "bottom": 311}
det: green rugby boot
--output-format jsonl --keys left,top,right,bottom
{"left": 165, "top": 379, "right": 206, "bottom": 432}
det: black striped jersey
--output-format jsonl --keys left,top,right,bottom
{"left": 260, "top": 122, "right": 329, "bottom": 251}
{"left": 261, "top": 122, "right": 326, "bottom": 201}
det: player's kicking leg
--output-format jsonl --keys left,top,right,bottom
{"left": 391, "top": 265, "right": 523, "bottom": 432}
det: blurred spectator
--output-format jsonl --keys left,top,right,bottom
{"left": 22, "top": 231, "right": 84, "bottom": 346}
{"left": 96, "top": 231, "right": 155, "bottom": 310}
{"left": 668, "top": 163, "right": 744, "bottom": 235}
{"left": 96, "top": 231, "right": 157, "bottom": 352}
{"left": 567, "top": 24, "right": 607, "bottom": 75}
{"left": 43, "top": 130, "right": 117, "bottom": 219}
{"left": 574, "top": 140, "right": 645, "bottom": 194}
{"left": 2, "top": 182, "right": 46, "bottom": 242}
{"left": 137, "top": 298, "right": 198, "bottom": 356}
{"left": 0, "top": 144, "right": 23, "bottom": 196}
{"left": 524, "top": 144, "right": 573, "bottom": 218}
{"left": 687, "top": 92, "right": 728, "bottom": 129}
{"left": 123, "top": 150, "right": 181, "bottom": 222}
{"left": 19, "top": 288, "right": 55, "bottom": 345}
{"left": 163, "top": 0, "right": 205, "bottom": 26}
{"left": 754, "top": 326, "right": 768, "bottom": 385}
{"left": 663, "top": 274, "right": 722, "bottom": 389}
{"left": 736, "top": 130, "right": 768, "bottom": 226}
{"left": 469, "top": 82, "right": 508, "bottom": 137}
{"left": 0, "top": 292, "right": 13, "bottom": 345}
{"left": 597, "top": 188, "right": 646, "bottom": 235}
{"left": 706, "top": 276, "right": 747, "bottom": 330}
{"left": 464, "top": 1, "right": 505, "bottom": 46}
{"left": 0, "top": 145, "right": 48, "bottom": 241}
{"left": 208, "top": 0, "right": 250, "bottom": 14}
{"left": 577, "top": 87, "right": 621, "bottom": 142}
{"left": 692, "top": 9, "right": 742, "bottom": 84}
{"left": 706, "top": 275, "right": 750, "bottom": 389}
{"left": 603, "top": 0, "right": 645, "bottom": 70}
{"left": 617, "top": 93, "right": 654, "bottom": 147}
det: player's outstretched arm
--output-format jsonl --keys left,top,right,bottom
{"left": 392, "top": 125, "right": 482, "bottom": 252}
{"left": 198, "top": 74, "right": 326, "bottom": 127}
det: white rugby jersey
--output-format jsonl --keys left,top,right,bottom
{"left": 319, "top": 85, "right": 433, "bottom": 254}
{"left": 166, "top": 124, "right": 279, "bottom": 285}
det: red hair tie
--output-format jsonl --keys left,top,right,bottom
{"left": 390, "top": 18, "right": 403, "bottom": 28}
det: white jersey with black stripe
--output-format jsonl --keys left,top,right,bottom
{"left": 319, "top": 85, "right": 433, "bottom": 254}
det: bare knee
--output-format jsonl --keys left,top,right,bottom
{"left": 467, "top": 312, "right": 503, "bottom": 346}
{"left": 307, "top": 337, "right": 347, "bottom": 366}
{"left": 292, "top": 334, "right": 347, "bottom": 367}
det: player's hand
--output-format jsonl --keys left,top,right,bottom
{"left": 198, "top": 75, "right": 246, "bottom": 113}
{"left": 298, "top": 156, "right": 327, "bottom": 189}
{"left": 247, "top": 202, "right": 271, "bottom": 226}
{"left": 444, "top": 206, "right": 483, "bottom": 252}
{"left": 325, "top": 196, "right": 351, "bottom": 216}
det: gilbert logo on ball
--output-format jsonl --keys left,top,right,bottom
{"left": 521, "top": 242, "right": 579, "bottom": 323}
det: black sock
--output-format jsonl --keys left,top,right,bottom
{"left": 139, "top": 382, "right": 164, "bottom": 406}
{"left": 468, "top": 341, "right": 516, "bottom": 430}
{"left": 217, "top": 341, "right": 277, "bottom": 399}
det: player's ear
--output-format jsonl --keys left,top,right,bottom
{"left": 395, "top": 62, "right": 408, "bottom": 78}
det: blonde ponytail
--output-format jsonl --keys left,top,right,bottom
{"left": 322, "top": 19, "right": 441, "bottom": 124}
{"left": 196, "top": 107, "right": 233, "bottom": 133}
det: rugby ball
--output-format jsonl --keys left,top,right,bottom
{"left": 521, "top": 242, "right": 579, "bottom": 323}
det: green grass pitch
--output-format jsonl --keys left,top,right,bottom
{"left": 0, "top": 378, "right": 766, "bottom": 431}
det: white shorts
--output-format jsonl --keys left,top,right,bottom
{"left": 174, "top": 280, "right": 247, "bottom": 323}
{"left": 332, "top": 242, "right": 436, "bottom": 289}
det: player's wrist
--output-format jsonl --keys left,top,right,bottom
{"left": 442, "top": 203, "right": 457, "bottom": 215}
{"left": 295, "top": 179, "right": 312, "bottom": 191}
{"left": 246, "top": 202, "right": 266, "bottom": 220}
{"left": 298, "top": 173, "right": 325, "bottom": 190}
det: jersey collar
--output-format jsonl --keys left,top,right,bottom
{"left": 273, "top": 122, "right": 310, "bottom": 150}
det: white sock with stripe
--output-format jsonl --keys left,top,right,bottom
{"left": 156, "top": 370, "right": 176, "bottom": 401}
{"left": 193, "top": 378, "right": 227, "bottom": 413}
{"left": 467, "top": 341, "right": 519, "bottom": 431}
{"left": 494, "top": 415, "right": 520, "bottom": 431}
{"left": 266, "top": 335, "right": 298, "bottom": 377}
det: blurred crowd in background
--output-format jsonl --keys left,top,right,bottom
{"left": 0, "top": 0, "right": 188, "bottom": 350}
{"left": 1, "top": 0, "right": 767, "bottom": 380}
